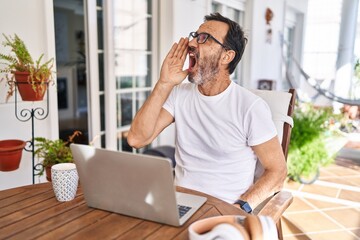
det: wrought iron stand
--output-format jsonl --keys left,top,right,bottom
{"left": 14, "top": 83, "right": 49, "bottom": 184}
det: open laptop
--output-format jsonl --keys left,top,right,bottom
{"left": 70, "top": 144, "right": 207, "bottom": 227}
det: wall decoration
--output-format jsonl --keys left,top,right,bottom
{"left": 265, "top": 8, "right": 274, "bottom": 44}
{"left": 258, "top": 79, "right": 275, "bottom": 90}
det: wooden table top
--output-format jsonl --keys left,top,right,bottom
{"left": 0, "top": 183, "right": 245, "bottom": 239}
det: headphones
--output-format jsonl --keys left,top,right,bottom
{"left": 188, "top": 215, "right": 278, "bottom": 240}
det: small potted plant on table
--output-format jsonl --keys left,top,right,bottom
{"left": 0, "top": 33, "right": 54, "bottom": 102}
{"left": 34, "top": 131, "right": 82, "bottom": 181}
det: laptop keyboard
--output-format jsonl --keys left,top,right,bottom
{"left": 178, "top": 205, "right": 192, "bottom": 218}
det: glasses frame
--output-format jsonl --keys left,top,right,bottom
{"left": 189, "top": 32, "right": 230, "bottom": 50}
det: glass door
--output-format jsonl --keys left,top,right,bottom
{"left": 85, "top": 0, "right": 157, "bottom": 150}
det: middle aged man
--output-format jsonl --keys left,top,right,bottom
{"left": 127, "top": 13, "right": 287, "bottom": 213}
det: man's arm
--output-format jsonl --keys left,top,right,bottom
{"left": 234, "top": 136, "right": 287, "bottom": 209}
{"left": 127, "top": 37, "right": 189, "bottom": 149}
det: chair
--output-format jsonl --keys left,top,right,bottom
{"left": 143, "top": 145, "right": 176, "bottom": 168}
{"left": 250, "top": 88, "right": 296, "bottom": 240}
{"left": 145, "top": 89, "right": 297, "bottom": 239}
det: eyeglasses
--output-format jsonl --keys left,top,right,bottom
{"left": 189, "top": 32, "right": 230, "bottom": 50}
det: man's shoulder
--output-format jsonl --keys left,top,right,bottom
{"left": 231, "top": 84, "right": 261, "bottom": 101}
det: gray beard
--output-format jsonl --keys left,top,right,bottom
{"left": 188, "top": 53, "right": 221, "bottom": 85}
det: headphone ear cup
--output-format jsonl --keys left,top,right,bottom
{"left": 201, "top": 223, "right": 247, "bottom": 240}
{"left": 257, "top": 216, "right": 278, "bottom": 240}
{"left": 243, "top": 215, "right": 264, "bottom": 240}
{"left": 243, "top": 215, "right": 278, "bottom": 240}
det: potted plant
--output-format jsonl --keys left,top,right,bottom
{"left": 287, "top": 104, "right": 336, "bottom": 184}
{"left": 0, "top": 33, "right": 54, "bottom": 102}
{"left": 0, "top": 139, "right": 26, "bottom": 171}
{"left": 34, "top": 131, "right": 81, "bottom": 181}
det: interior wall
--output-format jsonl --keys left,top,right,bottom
{"left": 0, "top": 0, "right": 57, "bottom": 190}
{"left": 248, "top": 0, "right": 285, "bottom": 90}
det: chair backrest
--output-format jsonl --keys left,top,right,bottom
{"left": 143, "top": 145, "right": 176, "bottom": 168}
{"left": 250, "top": 89, "right": 296, "bottom": 181}
{"left": 250, "top": 89, "right": 296, "bottom": 159}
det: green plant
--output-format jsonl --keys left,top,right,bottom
{"left": 287, "top": 104, "right": 334, "bottom": 182}
{"left": 34, "top": 131, "right": 82, "bottom": 174}
{"left": 0, "top": 33, "right": 54, "bottom": 101}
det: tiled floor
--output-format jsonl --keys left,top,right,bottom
{"left": 282, "top": 140, "right": 360, "bottom": 240}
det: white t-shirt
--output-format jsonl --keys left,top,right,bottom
{"left": 163, "top": 81, "right": 277, "bottom": 203}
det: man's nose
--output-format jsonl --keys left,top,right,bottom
{"left": 188, "top": 37, "right": 198, "bottom": 48}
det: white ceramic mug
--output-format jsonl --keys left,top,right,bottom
{"left": 51, "top": 163, "right": 79, "bottom": 202}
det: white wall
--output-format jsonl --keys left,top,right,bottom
{"left": 0, "top": 0, "right": 58, "bottom": 190}
{"left": 247, "top": 0, "right": 285, "bottom": 90}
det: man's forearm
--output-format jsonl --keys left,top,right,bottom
{"left": 237, "top": 167, "right": 287, "bottom": 210}
{"left": 127, "top": 81, "right": 173, "bottom": 148}
{"left": 128, "top": 37, "right": 189, "bottom": 148}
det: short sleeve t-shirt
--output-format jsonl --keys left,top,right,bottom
{"left": 163, "top": 81, "right": 277, "bottom": 203}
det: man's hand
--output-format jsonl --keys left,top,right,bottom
{"left": 159, "top": 37, "right": 189, "bottom": 86}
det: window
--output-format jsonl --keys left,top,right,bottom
{"left": 86, "top": 0, "right": 156, "bottom": 151}
{"left": 113, "top": 0, "right": 154, "bottom": 152}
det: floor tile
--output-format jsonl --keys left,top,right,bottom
{"left": 300, "top": 184, "right": 339, "bottom": 198}
{"left": 326, "top": 166, "right": 359, "bottom": 176}
{"left": 345, "top": 176, "right": 360, "bottom": 186}
{"left": 318, "top": 168, "right": 337, "bottom": 178}
{"left": 323, "top": 208, "right": 360, "bottom": 229}
{"left": 283, "top": 234, "right": 312, "bottom": 240}
{"left": 324, "top": 165, "right": 360, "bottom": 177}
{"left": 335, "top": 158, "right": 360, "bottom": 171}
{"left": 282, "top": 212, "right": 341, "bottom": 233}
{"left": 351, "top": 228, "right": 360, "bottom": 237}
{"left": 338, "top": 189, "right": 360, "bottom": 202}
{"left": 318, "top": 177, "right": 360, "bottom": 186}
{"left": 282, "top": 216, "right": 305, "bottom": 235}
{"left": 307, "top": 230, "right": 358, "bottom": 240}
{"left": 304, "top": 198, "right": 346, "bottom": 209}
{"left": 285, "top": 197, "right": 314, "bottom": 213}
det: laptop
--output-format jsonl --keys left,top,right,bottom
{"left": 70, "top": 144, "right": 207, "bottom": 227}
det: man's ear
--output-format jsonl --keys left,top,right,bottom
{"left": 221, "top": 50, "right": 236, "bottom": 65}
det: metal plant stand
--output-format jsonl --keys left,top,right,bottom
{"left": 14, "top": 82, "right": 49, "bottom": 184}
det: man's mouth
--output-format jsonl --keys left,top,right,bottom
{"left": 188, "top": 49, "right": 197, "bottom": 71}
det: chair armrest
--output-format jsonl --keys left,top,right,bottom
{"left": 255, "top": 191, "right": 293, "bottom": 222}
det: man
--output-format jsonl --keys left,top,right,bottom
{"left": 127, "top": 13, "right": 287, "bottom": 213}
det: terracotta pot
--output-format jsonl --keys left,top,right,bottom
{"left": 14, "top": 71, "right": 47, "bottom": 101}
{"left": 0, "top": 139, "right": 26, "bottom": 171}
{"left": 45, "top": 165, "right": 53, "bottom": 182}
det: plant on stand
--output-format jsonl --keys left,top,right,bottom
{"left": 34, "top": 131, "right": 82, "bottom": 181}
{"left": 0, "top": 33, "right": 54, "bottom": 102}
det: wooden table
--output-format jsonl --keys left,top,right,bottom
{"left": 0, "top": 183, "right": 245, "bottom": 239}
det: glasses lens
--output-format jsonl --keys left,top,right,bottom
{"left": 197, "top": 33, "right": 208, "bottom": 44}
